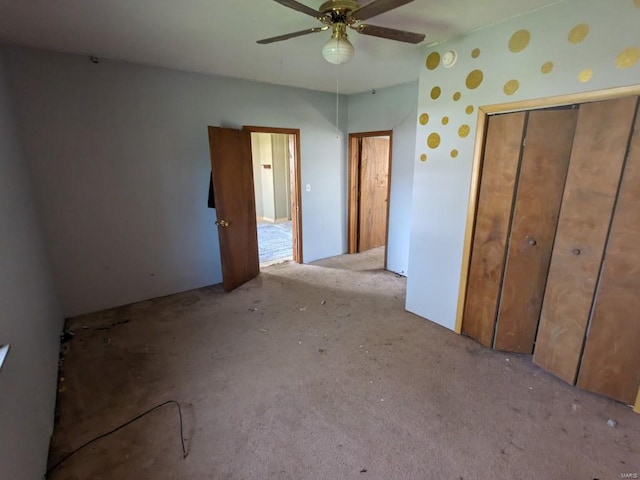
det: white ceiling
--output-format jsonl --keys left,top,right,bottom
{"left": 0, "top": 0, "right": 563, "bottom": 94}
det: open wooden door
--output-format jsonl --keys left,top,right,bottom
{"left": 208, "top": 126, "right": 259, "bottom": 292}
{"left": 348, "top": 131, "right": 392, "bottom": 256}
{"left": 358, "top": 136, "right": 390, "bottom": 252}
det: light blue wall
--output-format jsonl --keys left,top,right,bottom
{"left": 348, "top": 82, "right": 418, "bottom": 275}
{"left": 407, "top": 0, "right": 640, "bottom": 330}
{"left": 0, "top": 54, "right": 63, "bottom": 480}
{"left": 3, "top": 46, "right": 348, "bottom": 317}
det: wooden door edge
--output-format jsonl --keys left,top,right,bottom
{"left": 454, "top": 111, "right": 488, "bottom": 334}
{"left": 243, "top": 126, "right": 303, "bottom": 263}
{"left": 348, "top": 135, "right": 359, "bottom": 253}
{"left": 634, "top": 387, "right": 640, "bottom": 414}
{"left": 454, "top": 84, "right": 640, "bottom": 336}
{"left": 291, "top": 131, "right": 303, "bottom": 263}
{"left": 383, "top": 134, "right": 393, "bottom": 270}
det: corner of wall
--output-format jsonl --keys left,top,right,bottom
{"left": 0, "top": 47, "right": 64, "bottom": 480}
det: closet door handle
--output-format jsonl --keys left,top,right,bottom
{"left": 572, "top": 248, "right": 581, "bottom": 256}
{"left": 528, "top": 238, "right": 537, "bottom": 246}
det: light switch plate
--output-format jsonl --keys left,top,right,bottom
{"left": 0, "top": 344, "right": 9, "bottom": 372}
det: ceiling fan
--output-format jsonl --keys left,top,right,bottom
{"left": 257, "top": 0, "right": 426, "bottom": 65}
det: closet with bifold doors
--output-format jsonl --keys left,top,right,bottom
{"left": 462, "top": 95, "right": 640, "bottom": 405}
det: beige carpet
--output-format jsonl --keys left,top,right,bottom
{"left": 48, "top": 248, "right": 640, "bottom": 479}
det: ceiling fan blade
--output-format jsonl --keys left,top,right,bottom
{"left": 257, "top": 26, "right": 329, "bottom": 44}
{"left": 272, "top": 0, "right": 325, "bottom": 18}
{"left": 353, "top": 24, "right": 425, "bottom": 43}
{"left": 349, "top": 0, "right": 415, "bottom": 21}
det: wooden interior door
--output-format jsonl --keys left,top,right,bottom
{"left": 358, "top": 136, "right": 390, "bottom": 252}
{"left": 492, "top": 108, "right": 578, "bottom": 353}
{"left": 576, "top": 100, "right": 640, "bottom": 404}
{"left": 462, "top": 112, "right": 526, "bottom": 347}
{"left": 207, "top": 126, "right": 259, "bottom": 292}
{"left": 533, "top": 97, "right": 638, "bottom": 384}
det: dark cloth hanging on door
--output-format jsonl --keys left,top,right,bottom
{"left": 207, "top": 171, "right": 215, "bottom": 208}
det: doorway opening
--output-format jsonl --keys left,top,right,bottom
{"left": 245, "top": 126, "right": 303, "bottom": 267}
{"left": 348, "top": 131, "right": 393, "bottom": 269}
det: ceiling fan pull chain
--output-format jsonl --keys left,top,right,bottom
{"left": 336, "top": 68, "right": 340, "bottom": 136}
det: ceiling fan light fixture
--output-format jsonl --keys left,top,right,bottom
{"left": 322, "top": 24, "right": 354, "bottom": 65}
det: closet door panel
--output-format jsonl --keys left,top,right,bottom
{"left": 577, "top": 103, "right": 640, "bottom": 404}
{"left": 493, "top": 108, "right": 578, "bottom": 353}
{"left": 462, "top": 112, "right": 526, "bottom": 347}
{"left": 533, "top": 97, "right": 638, "bottom": 384}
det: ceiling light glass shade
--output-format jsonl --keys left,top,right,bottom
{"left": 322, "top": 28, "right": 354, "bottom": 65}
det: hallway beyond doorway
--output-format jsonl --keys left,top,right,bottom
{"left": 258, "top": 221, "right": 292, "bottom": 265}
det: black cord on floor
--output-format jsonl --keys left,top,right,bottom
{"left": 45, "top": 400, "right": 187, "bottom": 478}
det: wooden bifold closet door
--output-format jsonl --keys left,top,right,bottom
{"left": 463, "top": 95, "right": 640, "bottom": 405}
{"left": 533, "top": 97, "right": 638, "bottom": 390}
{"left": 461, "top": 111, "right": 527, "bottom": 347}
{"left": 493, "top": 109, "right": 577, "bottom": 352}
{"left": 575, "top": 109, "right": 640, "bottom": 404}
{"left": 462, "top": 107, "right": 578, "bottom": 352}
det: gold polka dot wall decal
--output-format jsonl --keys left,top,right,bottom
{"left": 471, "top": 48, "right": 481, "bottom": 58}
{"left": 578, "top": 68, "right": 593, "bottom": 82}
{"left": 426, "top": 52, "right": 441, "bottom": 70}
{"left": 541, "top": 61, "right": 554, "bottom": 74}
{"left": 442, "top": 116, "right": 449, "bottom": 125}
{"left": 509, "top": 29, "right": 531, "bottom": 53}
{"left": 465, "top": 105, "right": 474, "bottom": 115}
{"left": 420, "top": 154, "right": 428, "bottom": 162}
{"left": 451, "top": 149, "right": 459, "bottom": 158}
{"left": 616, "top": 47, "right": 640, "bottom": 69}
{"left": 419, "top": 113, "right": 429, "bottom": 125}
{"left": 431, "top": 86, "right": 442, "bottom": 99}
{"left": 427, "top": 133, "right": 441, "bottom": 149}
{"left": 453, "top": 91, "right": 461, "bottom": 101}
{"left": 466, "top": 69, "right": 484, "bottom": 89}
{"left": 458, "top": 124, "right": 471, "bottom": 138}
{"left": 568, "top": 24, "right": 589, "bottom": 44}
{"left": 504, "top": 79, "right": 520, "bottom": 96}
